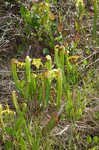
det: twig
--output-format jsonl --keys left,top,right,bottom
{"left": 52, "top": 125, "right": 70, "bottom": 136}
{"left": 86, "top": 58, "right": 99, "bottom": 68}
{"left": 42, "top": 102, "right": 66, "bottom": 136}
{"left": 77, "top": 51, "right": 97, "bottom": 65}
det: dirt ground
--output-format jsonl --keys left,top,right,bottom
{"left": 0, "top": 0, "right": 99, "bottom": 149}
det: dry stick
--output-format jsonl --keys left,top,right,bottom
{"left": 86, "top": 57, "right": 99, "bottom": 69}
{"left": 77, "top": 49, "right": 99, "bottom": 77}
{"left": 42, "top": 102, "right": 65, "bottom": 136}
{"left": 51, "top": 125, "right": 70, "bottom": 136}
{"left": 77, "top": 51, "right": 97, "bottom": 65}
{"left": 77, "top": 46, "right": 99, "bottom": 65}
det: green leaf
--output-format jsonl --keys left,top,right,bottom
{"left": 87, "top": 136, "right": 92, "bottom": 144}
{"left": 5, "top": 127, "right": 15, "bottom": 136}
{"left": 93, "top": 136, "right": 98, "bottom": 144}
{"left": 18, "top": 44, "right": 24, "bottom": 53}
{"left": 43, "top": 48, "right": 49, "bottom": 55}
{"left": 25, "top": 56, "right": 31, "bottom": 82}
{"left": 83, "top": 60, "right": 87, "bottom": 66}
{"left": 5, "top": 141, "right": 14, "bottom": 149}
{"left": 15, "top": 113, "right": 24, "bottom": 130}
{"left": 19, "top": 80, "right": 24, "bottom": 89}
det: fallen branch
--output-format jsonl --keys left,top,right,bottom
{"left": 42, "top": 102, "right": 65, "bottom": 136}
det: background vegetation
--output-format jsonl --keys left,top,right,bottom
{"left": 0, "top": 0, "right": 99, "bottom": 149}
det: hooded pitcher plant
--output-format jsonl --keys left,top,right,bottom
{"left": 46, "top": 68, "right": 62, "bottom": 109}
{"left": 54, "top": 45, "right": 68, "bottom": 90}
{"left": 11, "top": 56, "right": 33, "bottom": 100}
{"left": 11, "top": 58, "right": 25, "bottom": 93}
{"left": 11, "top": 56, "right": 63, "bottom": 108}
